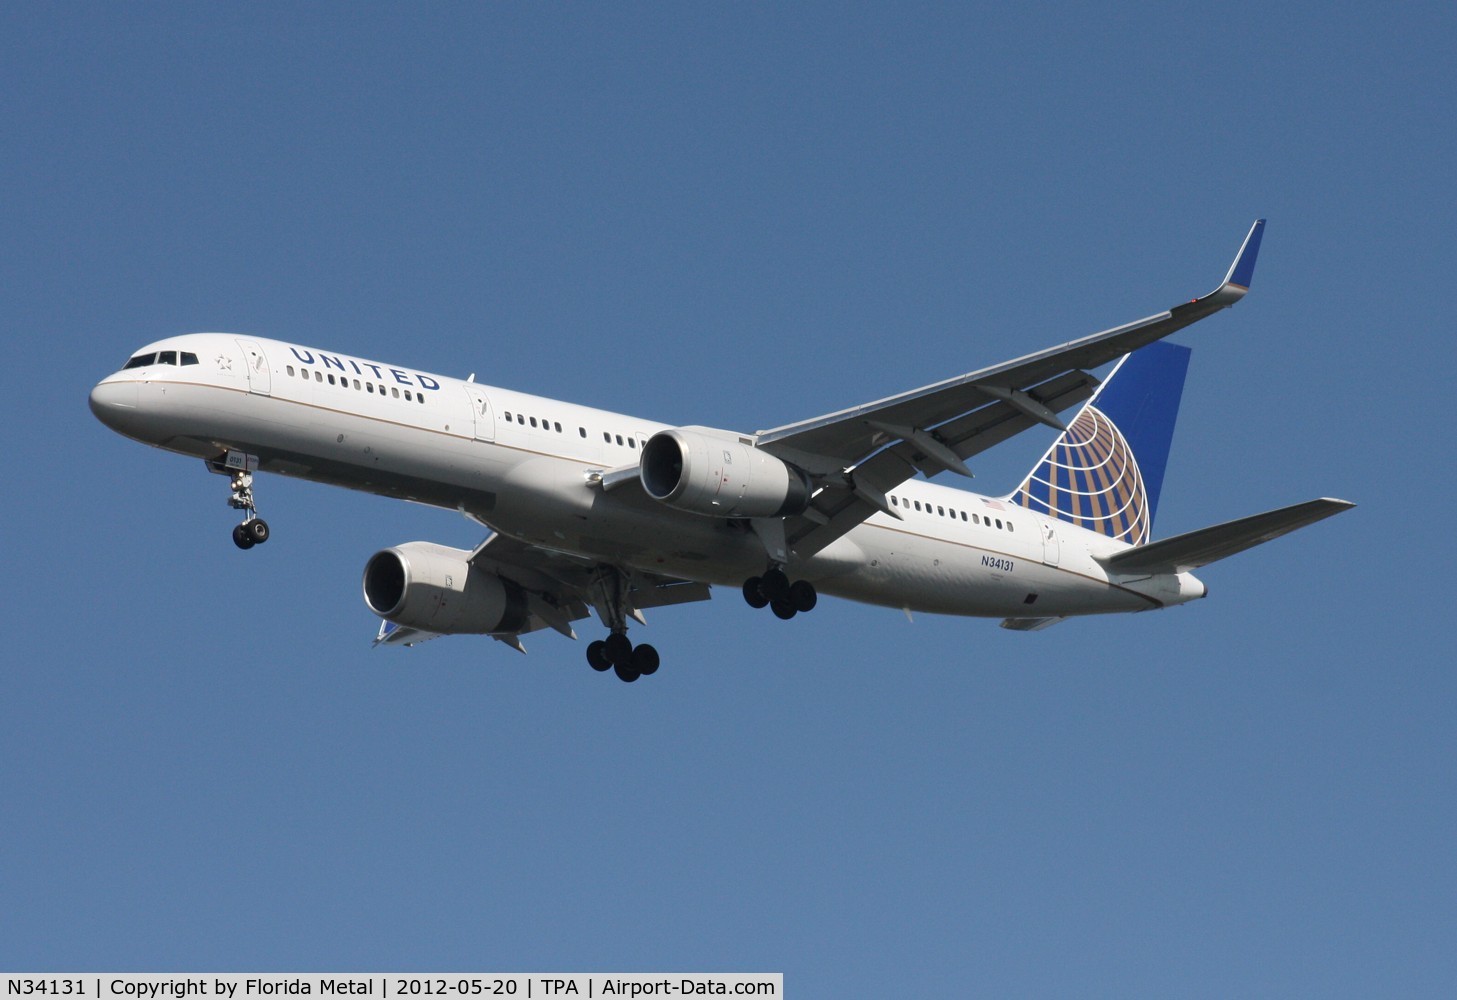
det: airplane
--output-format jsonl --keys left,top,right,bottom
{"left": 90, "top": 219, "right": 1352, "bottom": 681}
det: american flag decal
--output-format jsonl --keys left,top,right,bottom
{"left": 1009, "top": 405, "right": 1150, "bottom": 544}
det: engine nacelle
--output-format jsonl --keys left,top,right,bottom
{"left": 640, "top": 426, "right": 811, "bottom": 518}
{"left": 362, "top": 541, "right": 530, "bottom": 635}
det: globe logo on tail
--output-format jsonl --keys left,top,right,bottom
{"left": 1011, "top": 405, "right": 1150, "bottom": 544}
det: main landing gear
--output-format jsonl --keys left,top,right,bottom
{"left": 742, "top": 567, "right": 817, "bottom": 620}
{"left": 585, "top": 633, "right": 660, "bottom": 684}
{"left": 585, "top": 565, "right": 660, "bottom": 683}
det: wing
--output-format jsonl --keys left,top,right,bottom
{"left": 470, "top": 532, "right": 711, "bottom": 649}
{"left": 372, "top": 618, "right": 442, "bottom": 648}
{"left": 373, "top": 532, "right": 712, "bottom": 652}
{"left": 1096, "top": 497, "right": 1355, "bottom": 575}
{"left": 758, "top": 220, "right": 1266, "bottom": 557}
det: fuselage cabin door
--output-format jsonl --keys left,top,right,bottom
{"left": 464, "top": 384, "right": 496, "bottom": 442}
{"left": 235, "top": 339, "right": 272, "bottom": 395}
{"left": 1039, "top": 520, "right": 1061, "bottom": 567}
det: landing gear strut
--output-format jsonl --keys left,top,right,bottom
{"left": 743, "top": 567, "right": 817, "bottom": 619}
{"left": 585, "top": 565, "right": 660, "bottom": 682}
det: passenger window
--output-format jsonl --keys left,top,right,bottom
{"left": 616, "top": 435, "right": 624, "bottom": 445}
{"left": 181, "top": 352, "right": 199, "bottom": 366}
{"left": 914, "top": 501, "right": 922, "bottom": 511}
{"left": 973, "top": 514, "right": 980, "bottom": 525}
{"left": 504, "top": 411, "right": 511, "bottom": 421}
{"left": 391, "top": 387, "right": 399, "bottom": 398}
{"left": 960, "top": 511, "right": 967, "bottom": 522}
{"left": 417, "top": 394, "right": 424, "bottom": 404}
{"left": 377, "top": 384, "right": 385, "bottom": 394}
{"left": 328, "top": 374, "right": 336, "bottom": 385}
{"left": 287, "top": 366, "right": 295, "bottom": 377}
{"left": 937, "top": 506, "right": 944, "bottom": 516}
{"left": 995, "top": 518, "right": 1002, "bottom": 529}
{"left": 1007, "top": 522, "right": 1014, "bottom": 533}
{"left": 315, "top": 371, "right": 323, "bottom": 382}
{"left": 530, "top": 417, "right": 538, "bottom": 428}
{"left": 405, "top": 390, "right": 413, "bottom": 401}
{"left": 579, "top": 427, "right": 587, "bottom": 438}
{"left": 890, "top": 496, "right": 898, "bottom": 507}
{"left": 555, "top": 422, "right": 562, "bottom": 433}
{"left": 629, "top": 438, "right": 637, "bottom": 449}
{"left": 603, "top": 432, "right": 611, "bottom": 443}
{"left": 367, "top": 383, "right": 374, "bottom": 393}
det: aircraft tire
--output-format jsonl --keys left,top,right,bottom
{"left": 770, "top": 599, "right": 797, "bottom": 621}
{"left": 742, "top": 577, "right": 769, "bottom": 609}
{"left": 586, "top": 640, "right": 612, "bottom": 672}
{"left": 247, "top": 519, "right": 270, "bottom": 544}
{"left": 790, "top": 580, "right": 817, "bottom": 612}
{"left": 633, "top": 643, "right": 660, "bottom": 676}
{"left": 605, "top": 632, "right": 634, "bottom": 667}
{"left": 613, "top": 660, "right": 641, "bottom": 683}
{"left": 232, "top": 524, "right": 255, "bottom": 549}
{"left": 761, "top": 568, "right": 790, "bottom": 603}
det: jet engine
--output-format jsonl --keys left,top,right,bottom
{"left": 363, "top": 541, "right": 530, "bottom": 634}
{"left": 640, "top": 426, "right": 811, "bottom": 518}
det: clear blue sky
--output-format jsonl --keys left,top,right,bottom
{"left": 4, "top": 3, "right": 1453, "bottom": 995}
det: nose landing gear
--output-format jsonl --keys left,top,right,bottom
{"left": 208, "top": 452, "right": 271, "bottom": 550}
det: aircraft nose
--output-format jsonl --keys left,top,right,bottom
{"left": 89, "top": 378, "right": 139, "bottom": 431}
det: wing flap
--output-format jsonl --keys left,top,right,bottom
{"left": 1097, "top": 497, "right": 1354, "bottom": 575}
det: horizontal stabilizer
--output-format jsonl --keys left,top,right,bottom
{"left": 1098, "top": 497, "right": 1354, "bottom": 575}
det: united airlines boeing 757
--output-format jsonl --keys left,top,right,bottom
{"left": 90, "top": 220, "right": 1352, "bottom": 681}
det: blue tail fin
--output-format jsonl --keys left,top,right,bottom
{"left": 1008, "top": 340, "right": 1191, "bottom": 544}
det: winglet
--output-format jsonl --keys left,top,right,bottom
{"left": 1222, "top": 218, "right": 1265, "bottom": 291}
{"left": 1187, "top": 219, "right": 1265, "bottom": 310}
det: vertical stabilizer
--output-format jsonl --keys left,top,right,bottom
{"left": 1008, "top": 340, "right": 1190, "bottom": 543}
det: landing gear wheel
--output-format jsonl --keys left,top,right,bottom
{"left": 232, "top": 523, "right": 256, "bottom": 550}
{"left": 771, "top": 598, "right": 798, "bottom": 620}
{"left": 604, "top": 632, "right": 634, "bottom": 667}
{"left": 613, "top": 660, "right": 641, "bottom": 683}
{"left": 247, "top": 518, "right": 270, "bottom": 544}
{"left": 761, "top": 568, "right": 790, "bottom": 603}
{"left": 586, "top": 640, "right": 611, "bottom": 672}
{"left": 742, "top": 577, "right": 769, "bottom": 609}
{"left": 632, "top": 643, "right": 660, "bottom": 676}
{"left": 789, "top": 579, "right": 817, "bottom": 613}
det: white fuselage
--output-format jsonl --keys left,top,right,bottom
{"left": 89, "top": 333, "right": 1206, "bottom": 620}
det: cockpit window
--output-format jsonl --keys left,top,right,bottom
{"left": 181, "top": 352, "right": 199, "bottom": 365}
{"left": 157, "top": 351, "right": 177, "bottom": 365}
{"left": 122, "top": 353, "right": 155, "bottom": 369}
